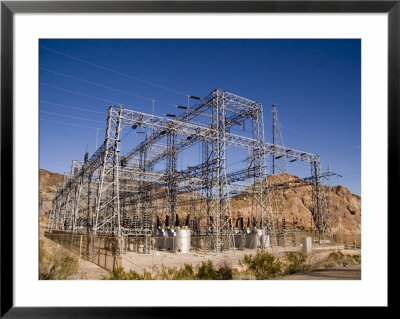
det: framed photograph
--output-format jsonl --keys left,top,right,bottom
{"left": 1, "top": 0, "right": 394, "bottom": 316}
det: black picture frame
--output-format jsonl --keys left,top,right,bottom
{"left": 1, "top": 0, "right": 395, "bottom": 317}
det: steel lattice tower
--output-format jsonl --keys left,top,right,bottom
{"left": 271, "top": 104, "right": 288, "bottom": 175}
{"left": 47, "top": 89, "right": 329, "bottom": 254}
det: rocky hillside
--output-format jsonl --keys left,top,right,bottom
{"left": 39, "top": 169, "right": 64, "bottom": 214}
{"left": 231, "top": 173, "right": 361, "bottom": 234}
{"left": 39, "top": 170, "right": 361, "bottom": 234}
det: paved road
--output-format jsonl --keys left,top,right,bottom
{"left": 275, "top": 264, "right": 361, "bottom": 280}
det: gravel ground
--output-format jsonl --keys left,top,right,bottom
{"left": 76, "top": 259, "right": 110, "bottom": 280}
{"left": 273, "top": 264, "right": 361, "bottom": 280}
{"left": 121, "top": 246, "right": 359, "bottom": 275}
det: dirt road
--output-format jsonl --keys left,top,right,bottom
{"left": 275, "top": 264, "right": 361, "bottom": 280}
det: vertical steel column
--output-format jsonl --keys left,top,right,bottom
{"left": 94, "top": 106, "right": 122, "bottom": 237}
{"left": 311, "top": 159, "right": 327, "bottom": 239}
{"left": 86, "top": 177, "right": 92, "bottom": 233}
{"left": 324, "top": 164, "right": 333, "bottom": 236}
{"left": 61, "top": 192, "right": 71, "bottom": 230}
{"left": 252, "top": 101, "right": 277, "bottom": 246}
{"left": 166, "top": 131, "right": 177, "bottom": 227}
{"left": 94, "top": 108, "right": 112, "bottom": 234}
{"left": 113, "top": 108, "right": 122, "bottom": 237}
{"left": 251, "top": 102, "right": 265, "bottom": 228}
{"left": 71, "top": 183, "right": 82, "bottom": 232}
{"left": 201, "top": 140, "right": 212, "bottom": 233}
{"left": 271, "top": 104, "right": 287, "bottom": 175}
{"left": 55, "top": 200, "right": 62, "bottom": 230}
{"left": 272, "top": 104, "right": 276, "bottom": 175}
{"left": 212, "top": 89, "right": 234, "bottom": 252}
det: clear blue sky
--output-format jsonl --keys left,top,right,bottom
{"left": 39, "top": 39, "right": 361, "bottom": 195}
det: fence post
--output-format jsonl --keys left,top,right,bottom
{"left": 98, "top": 237, "right": 100, "bottom": 265}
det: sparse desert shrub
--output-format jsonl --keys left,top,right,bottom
{"left": 352, "top": 254, "right": 361, "bottom": 264}
{"left": 141, "top": 270, "right": 154, "bottom": 280}
{"left": 39, "top": 239, "right": 79, "bottom": 280}
{"left": 156, "top": 264, "right": 172, "bottom": 280}
{"left": 104, "top": 267, "right": 132, "bottom": 280}
{"left": 317, "top": 251, "right": 361, "bottom": 269}
{"left": 329, "top": 251, "right": 345, "bottom": 262}
{"left": 173, "top": 264, "right": 196, "bottom": 280}
{"left": 216, "top": 263, "right": 234, "bottom": 280}
{"left": 241, "top": 250, "right": 283, "bottom": 279}
{"left": 104, "top": 267, "right": 153, "bottom": 280}
{"left": 105, "top": 261, "right": 232, "bottom": 280}
{"left": 196, "top": 260, "right": 218, "bottom": 280}
{"left": 285, "top": 252, "right": 311, "bottom": 275}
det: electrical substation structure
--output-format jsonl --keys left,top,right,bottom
{"left": 46, "top": 89, "right": 331, "bottom": 256}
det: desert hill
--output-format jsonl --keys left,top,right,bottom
{"left": 230, "top": 173, "right": 360, "bottom": 234}
{"left": 39, "top": 169, "right": 64, "bottom": 214}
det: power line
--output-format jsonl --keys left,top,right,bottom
{"left": 337, "top": 173, "right": 361, "bottom": 180}
{"left": 40, "top": 83, "right": 167, "bottom": 117}
{"left": 40, "top": 45, "right": 189, "bottom": 97}
{"left": 40, "top": 118, "right": 103, "bottom": 130}
{"left": 280, "top": 124, "right": 344, "bottom": 149}
{"left": 40, "top": 110, "right": 104, "bottom": 123}
{"left": 40, "top": 100, "right": 105, "bottom": 114}
{"left": 40, "top": 67, "right": 176, "bottom": 107}
{"left": 41, "top": 82, "right": 121, "bottom": 105}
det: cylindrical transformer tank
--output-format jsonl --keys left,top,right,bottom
{"left": 175, "top": 229, "right": 191, "bottom": 253}
{"left": 301, "top": 237, "right": 312, "bottom": 254}
{"left": 164, "top": 229, "right": 175, "bottom": 250}
{"left": 245, "top": 233, "right": 259, "bottom": 249}
{"left": 260, "top": 234, "right": 270, "bottom": 248}
{"left": 155, "top": 229, "right": 165, "bottom": 250}
{"left": 255, "top": 229, "right": 269, "bottom": 248}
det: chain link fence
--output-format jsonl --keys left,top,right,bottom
{"left": 44, "top": 231, "right": 122, "bottom": 272}
{"left": 44, "top": 231, "right": 360, "bottom": 272}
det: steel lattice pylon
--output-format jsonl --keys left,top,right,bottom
{"left": 271, "top": 103, "right": 287, "bottom": 175}
{"left": 47, "top": 88, "right": 330, "bottom": 254}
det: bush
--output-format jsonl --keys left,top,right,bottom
{"left": 196, "top": 261, "right": 218, "bottom": 280}
{"left": 176, "top": 264, "right": 196, "bottom": 280}
{"left": 318, "top": 251, "right": 361, "bottom": 269}
{"left": 242, "top": 251, "right": 283, "bottom": 279}
{"left": 285, "top": 252, "right": 310, "bottom": 275}
{"left": 156, "top": 264, "right": 172, "bottom": 280}
{"left": 39, "top": 239, "right": 79, "bottom": 280}
{"left": 352, "top": 254, "right": 361, "bottom": 264}
{"left": 104, "top": 267, "right": 153, "bottom": 280}
{"left": 105, "top": 262, "right": 232, "bottom": 280}
{"left": 216, "top": 263, "right": 234, "bottom": 280}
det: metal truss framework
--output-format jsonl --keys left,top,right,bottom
{"left": 271, "top": 103, "right": 288, "bottom": 175}
{"left": 48, "top": 89, "right": 328, "bottom": 253}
